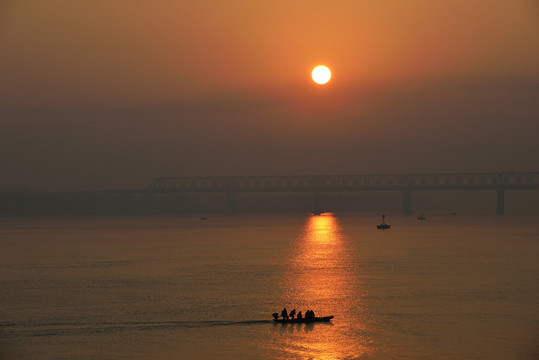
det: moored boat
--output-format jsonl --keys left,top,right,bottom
{"left": 273, "top": 315, "right": 334, "bottom": 324}
{"left": 377, "top": 214, "right": 391, "bottom": 230}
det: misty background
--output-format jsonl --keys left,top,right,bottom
{"left": 1, "top": 0, "right": 538, "bottom": 192}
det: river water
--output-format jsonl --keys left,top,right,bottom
{"left": 1, "top": 214, "right": 538, "bottom": 359}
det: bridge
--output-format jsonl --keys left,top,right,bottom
{"left": 149, "top": 172, "right": 539, "bottom": 215}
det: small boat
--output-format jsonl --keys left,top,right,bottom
{"left": 417, "top": 214, "right": 426, "bottom": 220}
{"left": 273, "top": 316, "right": 334, "bottom": 324}
{"left": 377, "top": 214, "right": 391, "bottom": 230}
{"left": 200, "top": 216, "right": 207, "bottom": 220}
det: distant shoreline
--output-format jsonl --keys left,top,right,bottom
{"left": 1, "top": 190, "right": 538, "bottom": 217}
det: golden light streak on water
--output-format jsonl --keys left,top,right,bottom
{"left": 274, "top": 213, "right": 374, "bottom": 359}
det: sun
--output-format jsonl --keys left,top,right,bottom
{"left": 312, "top": 65, "right": 331, "bottom": 84}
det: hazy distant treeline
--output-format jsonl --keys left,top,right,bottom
{"left": 1, "top": 190, "right": 537, "bottom": 216}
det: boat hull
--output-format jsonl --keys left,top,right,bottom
{"left": 273, "top": 316, "right": 334, "bottom": 324}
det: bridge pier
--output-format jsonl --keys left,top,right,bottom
{"left": 402, "top": 189, "right": 412, "bottom": 215}
{"left": 226, "top": 191, "right": 236, "bottom": 215}
{"left": 313, "top": 191, "right": 322, "bottom": 214}
{"left": 497, "top": 189, "right": 505, "bottom": 215}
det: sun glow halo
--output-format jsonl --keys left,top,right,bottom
{"left": 312, "top": 65, "right": 331, "bottom": 84}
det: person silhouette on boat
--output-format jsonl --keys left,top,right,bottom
{"left": 272, "top": 312, "right": 279, "bottom": 320}
{"left": 297, "top": 311, "right": 303, "bottom": 319}
{"left": 281, "top": 307, "right": 289, "bottom": 320}
{"left": 289, "top": 309, "right": 296, "bottom": 319}
{"left": 310, "top": 310, "right": 316, "bottom": 318}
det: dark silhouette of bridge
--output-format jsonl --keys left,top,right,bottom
{"left": 2, "top": 172, "right": 538, "bottom": 216}
{"left": 149, "top": 172, "right": 539, "bottom": 215}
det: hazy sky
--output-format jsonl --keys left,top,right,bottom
{"left": 1, "top": 0, "right": 538, "bottom": 190}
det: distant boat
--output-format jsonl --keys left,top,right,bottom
{"left": 417, "top": 214, "right": 426, "bottom": 220}
{"left": 200, "top": 217, "right": 207, "bottom": 220}
{"left": 377, "top": 214, "right": 391, "bottom": 230}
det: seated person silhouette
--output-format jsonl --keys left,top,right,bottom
{"left": 281, "top": 308, "right": 289, "bottom": 320}
{"left": 297, "top": 311, "right": 303, "bottom": 319}
{"left": 272, "top": 313, "right": 279, "bottom": 320}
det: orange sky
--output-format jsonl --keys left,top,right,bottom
{"left": 0, "top": 0, "right": 538, "bottom": 190}
{"left": 1, "top": 0, "right": 538, "bottom": 107}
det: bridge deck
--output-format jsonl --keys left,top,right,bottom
{"left": 149, "top": 172, "right": 539, "bottom": 193}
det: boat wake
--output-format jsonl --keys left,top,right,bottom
{"left": 0, "top": 319, "right": 273, "bottom": 338}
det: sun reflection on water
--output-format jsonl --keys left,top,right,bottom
{"left": 272, "top": 213, "right": 373, "bottom": 359}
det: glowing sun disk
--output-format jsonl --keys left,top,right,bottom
{"left": 312, "top": 65, "right": 331, "bottom": 84}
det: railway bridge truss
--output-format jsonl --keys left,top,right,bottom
{"left": 149, "top": 172, "right": 539, "bottom": 215}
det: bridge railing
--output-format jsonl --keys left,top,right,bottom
{"left": 149, "top": 172, "right": 539, "bottom": 192}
